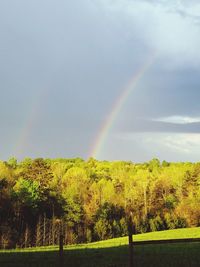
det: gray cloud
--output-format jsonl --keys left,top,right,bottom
{"left": 116, "top": 118, "right": 200, "bottom": 134}
{"left": 152, "top": 116, "right": 200, "bottom": 124}
{"left": 0, "top": 0, "right": 200, "bottom": 161}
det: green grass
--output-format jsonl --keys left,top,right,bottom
{"left": 1, "top": 227, "right": 200, "bottom": 267}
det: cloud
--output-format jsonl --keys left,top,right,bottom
{"left": 111, "top": 132, "right": 200, "bottom": 162}
{"left": 116, "top": 116, "right": 200, "bottom": 134}
{"left": 152, "top": 116, "right": 200, "bottom": 125}
{"left": 96, "top": 0, "right": 200, "bottom": 68}
{"left": 0, "top": 0, "right": 200, "bottom": 162}
{"left": 145, "top": 133, "right": 200, "bottom": 155}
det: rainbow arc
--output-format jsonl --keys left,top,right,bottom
{"left": 89, "top": 53, "right": 157, "bottom": 159}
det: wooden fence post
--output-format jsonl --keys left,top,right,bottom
{"left": 58, "top": 219, "right": 64, "bottom": 267}
{"left": 59, "top": 233, "right": 64, "bottom": 267}
{"left": 128, "top": 212, "right": 134, "bottom": 267}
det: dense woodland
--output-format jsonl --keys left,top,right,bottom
{"left": 0, "top": 157, "right": 200, "bottom": 249}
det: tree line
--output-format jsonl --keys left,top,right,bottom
{"left": 0, "top": 157, "right": 200, "bottom": 249}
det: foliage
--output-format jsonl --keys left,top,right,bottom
{"left": 0, "top": 157, "right": 200, "bottom": 248}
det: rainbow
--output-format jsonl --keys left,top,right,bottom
{"left": 13, "top": 87, "right": 49, "bottom": 158}
{"left": 13, "top": 64, "right": 65, "bottom": 159}
{"left": 89, "top": 53, "right": 157, "bottom": 159}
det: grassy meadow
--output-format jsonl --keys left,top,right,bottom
{"left": 1, "top": 227, "right": 200, "bottom": 267}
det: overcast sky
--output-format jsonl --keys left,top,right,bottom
{"left": 1, "top": 0, "right": 200, "bottom": 162}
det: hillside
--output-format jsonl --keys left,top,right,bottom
{"left": 1, "top": 228, "right": 200, "bottom": 267}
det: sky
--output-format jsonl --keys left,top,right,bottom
{"left": 1, "top": 0, "right": 200, "bottom": 162}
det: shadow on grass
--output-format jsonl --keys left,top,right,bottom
{"left": 0, "top": 242, "right": 200, "bottom": 267}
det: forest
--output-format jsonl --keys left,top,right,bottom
{"left": 0, "top": 157, "right": 200, "bottom": 249}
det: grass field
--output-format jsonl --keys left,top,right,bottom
{"left": 1, "top": 227, "right": 200, "bottom": 267}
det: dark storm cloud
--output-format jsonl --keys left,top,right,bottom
{"left": 118, "top": 119, "right": 200, "bottom": 134}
